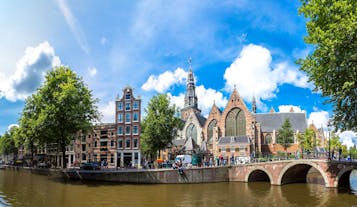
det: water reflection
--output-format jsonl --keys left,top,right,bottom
{"left": 0, "top": 170, "right": 356, "bottom": 207}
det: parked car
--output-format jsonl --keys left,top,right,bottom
{"left": 80, "top": 162, "right": 101, "bottom": 170}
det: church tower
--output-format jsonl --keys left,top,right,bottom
{"left": 181, "top": 59, "right": 201, "bottom": 121}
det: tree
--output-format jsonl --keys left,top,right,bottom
{"left": 141, "top": 94, "right": 183, "bottom": 159}
{"left": 33, "top": 66, "right": 100, "bottom": 168}
{"left": 0, "top": 127, "right": 19, "bottom": 160}
{"left": 277, "top": 118, "right": 294, "bottom": 157}
{"left": 298, "top": 0, "right": 357, "bottom": 131}
{"left": 326, "top": 132, "right": 343, "bottom": 159}
{"left": 17, "top": 94, "right": 42, "bottom": 165}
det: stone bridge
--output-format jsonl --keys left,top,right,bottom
{"left": 229, "top": 159, "right": 357, "bottom": 188}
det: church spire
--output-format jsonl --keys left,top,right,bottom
{"left": 252, "top": 96, "right": 257, "bottom": 113}
{"left": 184, "top": 58, "right": 198, "bottom": 109}
{"left": 181, "top": 58, "right": 200, "bottom": 121}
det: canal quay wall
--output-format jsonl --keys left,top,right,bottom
{"left": 4, "top": 166, "right": 64, "bottom": 178}
{"left": 64, "top": 167, "right": 230, "bottom": 184}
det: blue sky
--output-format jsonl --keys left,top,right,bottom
{"left": 0, "top": 0, "right": 355, "bottom": 146}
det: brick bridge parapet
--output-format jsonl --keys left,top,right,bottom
{"left": 229, "top": 159, "right": 357, "bottom": 188}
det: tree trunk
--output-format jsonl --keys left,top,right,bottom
{"left": 62, "top": 144, "right": 66, "bottom": 169}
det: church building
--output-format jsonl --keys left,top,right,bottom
{"left": 172, "top": 66, "right": 308, "bottom": 164}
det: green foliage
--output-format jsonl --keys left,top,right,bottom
{"left": 298, "top": 0, "right": 357, "bottom": 131}
{"left": 141, "top": 94, "right": 183, "bottom": 157}
{"left": 349, "top": 146, "right": 357, "bottom": 159}
{"left": 24, "top": 66, "right": 100, "bottom": 168}
{"left": 0, "top": 127, "right": 19, "bottom": 156}
{"left": 277, "top": 118, "right": 294, "bottom": 151}
{"left": 17, "top": 94, "right": 43, "bottom": 163}
{"left": 297, "top": 128, "right": 316, "bottom": 153}
{"left": 328, "top": 132, "right": 342, "bottom": 151}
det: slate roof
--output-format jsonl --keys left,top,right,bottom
{"left": 217, "top": 136, "right": 250, "bottom": 146}
{"left": 194, "top": 112, "right": 207, "bottom": 127}
{"left": 255, "top": 112, "right": 307, "bottom": 132}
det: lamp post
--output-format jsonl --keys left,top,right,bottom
{"left": 327, "top": 120, "right": 331, "bottom": 161}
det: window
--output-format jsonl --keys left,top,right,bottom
{"left": 133, "top": 138, "right": 138, "bottom": 148}
{"left": 125, "top": 102, "right": 131, "bottom": 111}
{"left": 125, "top": 113, "right": 131, "bottom": 123}
{"left": 82, "top": 144, "right": 86, "bottom": 151}
{"left": 185, "top": 124, "right": 197, "bottom": 143}
{"left": 133, "top": 125, "right": 138, "bottom": 135}
{"left": 126, "top": 93, "right": 131, "bottom": 100}
{"left": 133, "top": 112, "right": 139, "bottom": 122}
{"left": 117, "top": 113, "right": 123, "bottom": 123}
{"left": 110, "top": 155, "right": 114, "bottom": 163}
{"left": 82, "top": 154, "right": 86, "bottom": 161}
{"left": 117, "top": 126, "right": 123, "bottom": 135}
{"left": 133, "top": 101, "right": 139, "bottom": 109}
{"left": 94, "top": 141, "right": 97, "bottom": 147}
{"left": 118, "top": 138, "right": 123, "bottom": 148}
{"left": 225, "top": 108, "right": 246, "bottom": 136}
{"left": 111, "top": 140, "right": 115, "bottom": 147}
{"left": 125, "top": 138, "right": 131, "bottom": 148}
{"left": 117, "top": 102, "right": 123, "bottom": 111}
{"left": 125, "top": 125, "right": 131, "bottom": 135}
{"left": 207, "top": 119, "right": 217, "bottom": 143}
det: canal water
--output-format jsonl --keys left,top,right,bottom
{"left": 0, "top": 170, "right": 356, "bottom": 207}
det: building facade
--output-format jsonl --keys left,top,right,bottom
{"left": 115, "top": 87, "right": 141, "bottom": 167}
{"left": 70, "top": 86, "right": 141, "bottom": 168}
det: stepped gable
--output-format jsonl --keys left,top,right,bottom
{"left": 255, "top": 112, "right": 307, "bottom": 132}
{"left": 203, "top": 102, "right": 222, "bottom": 141}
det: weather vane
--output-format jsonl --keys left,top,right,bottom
{"left": 188, "top": 57, "right": 192, "bottom": 69}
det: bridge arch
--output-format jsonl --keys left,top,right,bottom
{"left": 336, "top": 166, "right": 355, "bottom": 189}
{"left": 277, "top": 161, "right": 329, "bottom": 186}
{"left": 245, "top": 167, "right": 273, "bottom": 184}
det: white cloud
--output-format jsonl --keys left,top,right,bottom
{"left": 141, "top": 68, "right": 187, "bottom": 93}
{"left": 98, "top": 101, "right": 115, "bottom": 123}
{"left": 195, "top": 85, "right": 228, "bottom": 117}
{"left": 88, "top": 67, "right": 97, "bottom": 77}
{"left": 0, "top": 41, "right": 61, "bottom": 101}
{"left": 308, "top": 111, "right": 329, "bottom": 129}
{"left": 168, "top": 85, "right": 228, "bottom": 117}
{"left": 278, "top": 105, "right": 304, "bottom": 113}
{"left": 55, "top": 0, "right": 89, "bottom": 53}
{"left": 223, "top": 44, "right": 312, "bottom": 109}
{"left": 338, "top": 131, "right": 357, "bottom": 149}
{"left": 7, "top": 124, "right": 19, "bottom": 131}
{"left": 167, "top": 93, "right": 185, "bottom": 109}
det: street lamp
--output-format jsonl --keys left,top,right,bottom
{"left": 327, "top": 120, "right": 332, "bottom": 161}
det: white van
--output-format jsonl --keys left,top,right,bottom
{"left": 175, "top": 155, "right": 192, "bottom": 165}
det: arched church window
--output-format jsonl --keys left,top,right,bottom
{"left": 186, "top": 124, "right": 197, "bottom": 143}
{"left": 265, "top": 134, "right": 272, "bottom": 144}
{"left": 207, "top": 119, "right": 217, "bottom": 143}
{"left": 225, "top": 108, "right": 246, "bottom": 136}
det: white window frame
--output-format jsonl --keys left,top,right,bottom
{"left": 133, "top": 112, "right": 139, "bottom": 122}
{"left": 118, "top": 113, "right": 123, "bottom": 123}
{"left": 125, "top": 125, "right": 131, "bottom": 135}
{"left": 125, "top": 113, "right": 131, "bottom": 123}
{"left": 117, "top": 102, "right": 123, "bottom": 111}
